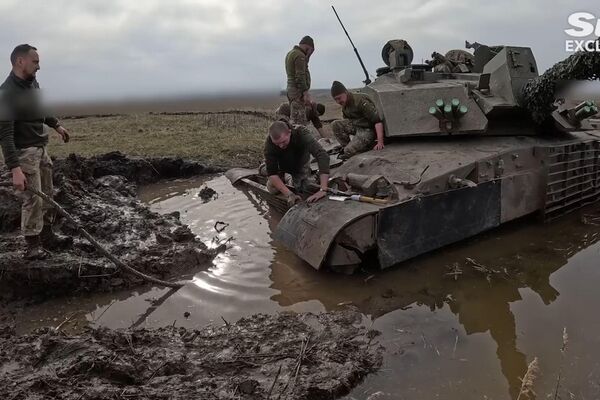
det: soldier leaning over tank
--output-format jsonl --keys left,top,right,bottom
{"left": 0, "top": 44, "right": 73, "bottom": 260}
{"left": 274, "top": 101, "right": 326, "bottom": 138}
{"left": 285, "top": 36, "right": 314, "bottom": 126}
{"left": 264, "top": 120, "right": 330, "bottom": 206}
{"left": 330, "top": 81, "right": 384, "bottom": 159}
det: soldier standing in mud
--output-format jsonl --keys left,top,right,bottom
{"left": 264, "top": 120, "right": 330, "bottom": 205}
{"left": 285, "top": 36, "right": 314, "bottom": 126}
{"left": 0, "top": 44, "right": 72, "bottom": 259}
{"left": 330, "top": 81, "right": 385, "bottom": 159}
{"left": 274, "top": 101, "right": 327, "bottom": 138}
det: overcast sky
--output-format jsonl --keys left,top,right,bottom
{"left": 0, "top": 0, "right": 596, "bottom": 102}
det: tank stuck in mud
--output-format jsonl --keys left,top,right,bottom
{"left": 227, "top": 40, "right": 600, "bottom": 273}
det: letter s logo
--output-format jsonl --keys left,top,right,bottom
{"left": 565, "top": 12, "right": 596, "bottom": 37}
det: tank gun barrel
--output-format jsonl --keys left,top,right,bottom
{"left": 521, "top": 39, "right": 600, "bottom": 124}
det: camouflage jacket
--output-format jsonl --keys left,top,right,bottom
{"left": 275, "top": 102, "right": 322, "bottom": 129}
{"left": 0, "top": 72, "right": 59, "bottom": 169}
{"left": 342, "top": 92, "right": 382, "bottom": 129}
{"left": 285, "top": 46, "right": 311, "bottom": 99}
{"left": 264, "top": 125, "right": 329, "bottom": 176}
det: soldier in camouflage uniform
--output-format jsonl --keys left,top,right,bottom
{"left": 330, "top": 81, "right": 385, "bottom": 158}
{"left": 274, "top": 101, "right": 326, "bottom": 138}
{"left": 285, "top": 36, "right": 314, "bottom": 126}
{"left": 0, "top": 44, "right": 72, "bottom": 259}
{"left": 263, "top": 120, "right": 330, "bottom": 206}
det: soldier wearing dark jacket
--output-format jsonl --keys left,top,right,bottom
{"left": 264, "top": 121, "right": 329, "bottom": 205}
{"left": 0, "top": 44, "right": 72, "bottom": 259}
{"left": 285, "top": 36, "right": 314, "bottom": 126}
{"left": 330, "top": 80, "right": 385, "bottom": 158}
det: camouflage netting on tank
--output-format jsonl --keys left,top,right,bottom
{"left": 522, "top": 40, "right": 600, "bottom": 124}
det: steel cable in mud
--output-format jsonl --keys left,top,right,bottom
{"left": 0, "top": 181, "right": 184, "bottom": 289}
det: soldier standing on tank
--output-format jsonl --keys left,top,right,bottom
{"left": 0, "top": 44, "right": 73, "bottom": 260}
{"left": 274, "top": 101, "right": 326, "bottom": 138}
{"left": 285, "top": 36, "right": 314, "bottom": 126}
{"left": 264, "top": 120, "right": 330, "bottom": 206}
{"left": 330, "top": 81, "right": 384, "bottom": 158}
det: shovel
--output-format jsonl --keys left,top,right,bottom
{"left": 328, "top": 194, "right": 389, "bottom": 205}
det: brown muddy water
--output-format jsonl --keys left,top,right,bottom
{"left": 13, "top": 174, "right": 600, "bottom": 399}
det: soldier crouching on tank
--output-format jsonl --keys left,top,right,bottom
{"left": 0, "top": 44, "right": 73, "bottom": 260}
{"left": 330, "top": 81, "right": 384, "bottom": 159}
{"left": 275, "top": 101, "right": 327, "bottom": 138}
{"left": 263, "top": 120, "right": 330, "bottom": 206}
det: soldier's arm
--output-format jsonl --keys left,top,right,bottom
{"left": 305, "top": 133, "right": 330, "bottom": 202}
{"left": 359, "top": 98, "right": 382, "bottom": 126}
{"left": 264, "top": 141, "right": 291, "bottom": 196}
{"left": 302, "top": 131, "right": 330, "bottom": 177}
{"left": 293, "top": 53, "right": 309, "bottom": 93}
{"left": 359, "top": 99, "right": 385, "bottom": 149}
{"left": 309, "top": 108, "right": 323, "bottom": 129}
{"left": 268, "top": 175, "right": 292, "bottom": 197}
{"left": 264, "top": 143, "right": 279, "bottom": 177}
{"left": 0, "top": 120, "right": 19, "bottom": 170}
{"left": 0, "top": 120, "right": 27, "bottom": 190}
{"left": 374, "top": 122, "right": 385, "bottom": 150}
{"left": 0, "top": 92, "right": 19, "bottom": 169}
{"left": 44, "top": 115, "right": 60, "bottom": 129}
{"left": 44, "top": 115, "right": 70, "bottom": 142}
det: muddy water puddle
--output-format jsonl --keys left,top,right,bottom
{"left": 13, "top": 174, "right": 600, "bottom": 399}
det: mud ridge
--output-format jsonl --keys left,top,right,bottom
{"left": 149, "top": 109, "right": 275, "bottom": 120}
{"left": 0, "top": 152, "right": 225, "bottom": 302}
{"left": 0, "top": 311, "right": 383, "bottom": 400}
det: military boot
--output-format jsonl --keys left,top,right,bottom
{"left": 24, "top": 235, "right": 49, "bottom": 260}
{"left": 40, "top": 225, "right": 73, "bottom": 250}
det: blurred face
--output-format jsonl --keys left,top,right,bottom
{"left": 306, "top": 46, "right": 314, "bottom": 59}
{"left": 272, "top": 129, "right": 291, "bottom": 149}
{"left": 16, "top": 50, "right": 40, "bottom": 80}
{"left": 334, "top": 92, "right": 348, "bottom": 106}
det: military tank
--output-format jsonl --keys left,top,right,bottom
{"left": 226, "top": 40, "right": 600, "bottom": 273}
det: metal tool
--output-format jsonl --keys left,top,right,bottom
{"left": 328, "top": 194, "right": 389, "bottom": 205}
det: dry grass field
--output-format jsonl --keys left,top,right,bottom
{"left": 50, "top": 112, "right": 273, "bottom": 168}
{"left": 2, "top": 90, "right": 341, "bottom": 169}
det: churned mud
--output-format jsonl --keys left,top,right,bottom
{"left": 0, "top": 152, "right": 224, "bottom": 302}
{"left": 0, "top": 311, "right": 383, "bottom": 400}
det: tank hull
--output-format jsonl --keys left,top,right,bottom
{"left": 227, "top": 130, "right": 600, "bottom": 271}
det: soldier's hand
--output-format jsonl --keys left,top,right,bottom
{"left": 306, "top": 190, "right": 326, "bottom": 203}
{"left": 11, "top": 167, "right": 27, "bottom": 191}
{"left": 286, "top": 192, "right": 302, "bottom": 207}
{"left": 373, "top": 141, "right": 385, "bottom": 151}
{"left": 56, "top": 125, "right": 70, "bottom": 143}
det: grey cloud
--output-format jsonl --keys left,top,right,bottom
{"left": 0, "top": 0, "right": 597, "bottom": 101}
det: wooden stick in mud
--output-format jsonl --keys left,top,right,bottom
{"left": 0, "top": 182, "right": 183, "bottom": 289}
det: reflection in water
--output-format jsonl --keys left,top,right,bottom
{"left": 240, "top": 175, "right": 599, "bottom": 399}
{"left": 13, "top": 175, "right": 599, "bottom": 399}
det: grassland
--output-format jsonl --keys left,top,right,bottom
{"left": 49, "top": 112, "right": 273, "bottom": 168}
{"left": 2, "top": 91, "right": 341, "bottom": 168}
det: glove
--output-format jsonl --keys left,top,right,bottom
{"left": 286, "top": 192, "right": 302, "bottom": 207}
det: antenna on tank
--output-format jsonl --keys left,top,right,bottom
{"left": 331, "top": 5, "right": 372, "bottom": 85}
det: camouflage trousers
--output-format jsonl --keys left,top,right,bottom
{"left": 261, "top": 163, "right": 312, "bottom": 195}
{"left": 331, "top": 119, "right": 375, "bottom": 157}
{"left": 288, "top": 96, "right": 308, "bottom": 126}
{"left": 18, "top": 146, "right": 54, "bottom": 236}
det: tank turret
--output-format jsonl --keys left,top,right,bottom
{"left": 226, "top": 39, "right": 600, "bottom": 273}
{"left": 363, "top": 39, "right": 598, "bottom": 138}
